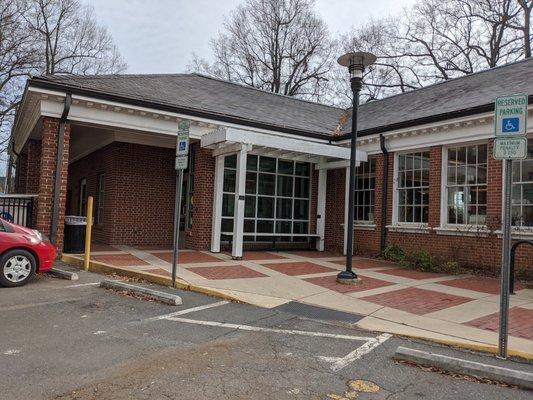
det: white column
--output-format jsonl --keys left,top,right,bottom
{"left": 316, "top": 169, "right": 327, "bottom": 251}
{"left": 343, "top": 166, "right": 350, "bottom": 256}
{"left": 232, "top": 148, "right": 247, "bottom": 259}
{"left": 210, "top": 155, "right": 225, "bottom": 253}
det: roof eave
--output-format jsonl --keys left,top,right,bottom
{"left": 28, "top": 77, "right": 335, "bottom": 141}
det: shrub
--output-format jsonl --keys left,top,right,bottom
{"left": 382, "top": 245, "right": 405, "bottom": 263}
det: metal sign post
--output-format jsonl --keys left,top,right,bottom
{"left": 172, "top": 120, "right": 190, "bottom": 288}
{"left": 493, "top": 94, "right": 528, "bottom": 359}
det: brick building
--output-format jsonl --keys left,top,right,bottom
{"left": 7, "top": 59, "right": 533, "bottom": 276}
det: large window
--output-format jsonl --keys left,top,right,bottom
{"left": 446, "top": 144, "right": 487, "bottom": 225}
{"left": 512, "top": 140, "right": 533, "bottom": 227}
{"left": 397, "top": 152, "right": 430, "bottom": 223}
{"left": 354, "top": 157, "right": 376, "bottom": 222}
{"left": 222, "top": 154, "right": 311, "bottom": 242}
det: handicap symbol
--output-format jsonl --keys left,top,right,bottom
{"left": 502, "top": 117, "right": 519, "bottom": 133}
{"left": 179, "top": 142, "right": 187, "bottom": 151}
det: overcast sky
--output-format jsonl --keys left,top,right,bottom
{"left": 85, "top": 0, "right": 416, "bottom": 74}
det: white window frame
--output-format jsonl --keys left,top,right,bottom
{"left": 354, "top": 156, "right": 376, "bottom": 225}
{"left": 440, "top": 141, "right": 489, "bottom": 229}
{"left": 510, "top": 134, "right": 533, "bottom": 231}
{"left": 392, "top": 149, "right": 431, "bottom": 228}
{"left": 221, "top": 154, "right": 312, "bottom": 242}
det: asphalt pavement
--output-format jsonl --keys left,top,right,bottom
{"left": 0, "top": 266, "right": 531, "bottom": 400}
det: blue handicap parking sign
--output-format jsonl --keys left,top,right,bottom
{"left": 502, "top": 117, "right": 519, "bottom": 133}
{"left": 179, "top": 141, "right": 187, "bottom": 151}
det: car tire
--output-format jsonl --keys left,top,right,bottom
{"left": 0, "top": 249, "right": 37, "bottom": 287}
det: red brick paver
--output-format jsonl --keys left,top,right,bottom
{"left": 465, "top": 307, "right": 533, "bottom": 340}
{"left": 305, "top": 275, "right": 395, "bottom": 293}
{"left": 90, "top": 244, "right": 118, "bottom": 252}
{"left": 331, "top": 259, "right": 397, "bottom": 270}
{"left": 262, "top": 262, "right": 336, "bottom": 276}
{"left": 151, "top": 251, "right": 221, "bottom": 264}
{"left": 289, "top": 251, "right": 343, "bottom": 258}
{"left": 361, "top": 287, "right": 472, "bottom": 315}
{"left": 377, "top": 268, "right": 445, "bottom": 280}
{"left": 92, "top": 254, "right": 148, "bottom": 267}
{"left": 188, "top": 265, "right": 267, "bottom": 280}
{"left": 438, "top": 276, "right": 523, "bottom": 295}
{"left": 239, "top": 252, "right": 287, "bottom": 261}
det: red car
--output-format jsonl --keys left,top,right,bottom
{"left": 0, "top": 218, "right": 57, "bottom": 287}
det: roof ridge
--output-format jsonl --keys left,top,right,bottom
{"left": 360, "top": 57, "right": 533, "bottom": 107}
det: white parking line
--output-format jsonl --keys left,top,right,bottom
{"left": 165, "top": 316, "right": 374, "bottom": 342}
{"left": 143, "top": 300, "right": 230, "bottom": 322}
{"left": 319, "top": 333, "right": 392, "bottom": 371}
{"left": 64, "top": 282, "right": 100, "bottom": 288}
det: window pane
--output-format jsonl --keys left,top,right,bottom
{"left": 223, "top": 169, "right": 236, "bottom": 192}
{"left": 522, "top": 160, "right": 533, "bottom": 182}
{"left": 222, "top": 194, "right": 234, "bottom": 217}
{"left": 295, "top": 162, "right": 310, "bottom": 176}
{"left": 257, "top": 197, "right": 274, "bottom": 218}
{"left": 277, "top": 175, "right": 293, "bottom": 197}
{"left": 524, "top": 183, "right": 533, "bottom": 203}
{"left": 293, "top": 199, "right": 309, "bottom": 220}
{"left": 293, "top": 221, "right": 308, "bottom": 234}
{"left": 477, "top": 165, "right": 487, "bottom": 184}
{"left": 259, "top": 157, "right": 276, "bottom": 172}
{"left": 245, "top": 196, "right": 256, "bottom": 218}
{"left": 246, "top": 172, "right": 257, "bottom": 194}
{"left": 294, "top": 177, "right": 309, "bottom": 198}
{"left": 258, "top": 173, "right": 275, "bottom": 195}
{"left": 278, "top": 160, "right": 293, "bottom": 174}
{"left": 276, "top": 198, "right": 292, "bottom": 219}
{"left": 224, "top": 155, "right": 236, "bottom": 169}
{"left": 221, "top": 218, "right": 233, "bottom": 232}
{"left": 247, "top": 155, "right": 258, "bottom": 171}
{"left": 257, "top": 220, "right": 274, "bottom": 233}
{"left": 523, "top": 206, "right": 533, "bottom": 227}
{"left": 244, "top": 219, "right": 255, "bottom": 233}
{"left": 276, "top": 221, "right": 291, "bottom": 233}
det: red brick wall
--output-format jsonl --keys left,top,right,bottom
{"left": 185, "top": 147, "right": 214, "bottom": 250}
{"left": 326, "top": 140, "right": 533, "bottom": 278}
{"left": 68, "top": 142, "right": 176, "bottom": 247}
{"left": 26, "top": 139, "right": 42, "bottom": 194}
{"left": 36, "top": 117, "right": 70, "bottom": 252}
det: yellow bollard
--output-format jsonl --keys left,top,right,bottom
{"left": 84, "top": 196, "right": 94, "bottom": 271}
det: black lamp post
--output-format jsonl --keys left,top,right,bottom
{"left": 336, "top": 51, "right": 376, "bottom": 284}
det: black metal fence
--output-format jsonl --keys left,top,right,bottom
{"left": 0, "top": 195, "right": 36, "bottom": 227}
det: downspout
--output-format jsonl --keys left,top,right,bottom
{"left": 379, "top": 134, "right": 389, "bottom": 254}
{"left": 50, "top": 93, "right": 71, "bottom": 245}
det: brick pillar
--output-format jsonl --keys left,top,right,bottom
{"left": 487, "top": 139, "right": 502, "bottom": 232}
{"left": 429, "top": 146, "right": 442, "bottom": 227}
{"left": 26, "top": 139, "right": 42, "bottom": 194}
{"left": 324, "top": 168, "right": 345, "bottom": 251}
{"left": 36, "top": 117, "right": 70, "bottom": 252}
{"left": 185, "top": 147, "right": 215, "bottom": 250}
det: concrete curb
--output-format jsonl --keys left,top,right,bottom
{"left": 61, "top": 254, "right": 243, "bottom": 303}
{"left": 100, "top": 279, "right": 183, "bottom": 305}
{"left": 394, "top": 346, "right": 533, "bottom": 390}
{"left": 49, "top": 268, "right": 79, "bottom": 280}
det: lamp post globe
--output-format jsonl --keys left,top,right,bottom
{"left": 336, "top": 51, "right": 376, "bottom": 284}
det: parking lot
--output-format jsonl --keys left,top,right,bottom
{"left": 1, "top": 268, "right": 531, "bottom": 400}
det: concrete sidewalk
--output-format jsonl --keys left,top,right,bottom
{"left": 63, "top": 246, "right": 533, "bottom": 358}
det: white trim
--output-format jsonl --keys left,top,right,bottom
{"left": 494, "top": 229, "right": 533, "bottom": 240}
{"left": 392, "top": 153, "right": 399, "bottom": 225}
{"left": 434, "top": 226, "right": 491, "bottom": 237}
{"left": 354, "top": 224, "right": 376, "bottom": 231}
{"left": 211, "top": 155, "right": 225, "bottom": 253}
{"left": 201, "top": 127, "right": 367, "bottom": 162}
{"left": 386, "top": 224, "right": 431, "bottom": 234}
{"left": 315, "top": 160, "right": 361, "bottom": 170}
{"left": 231, "top": 148, "right": 247, "bottom": 258}
{"left": 212, "top": 142, "right": 252, "bottom": 157}
{"left": 316, "top": 169, "right": 327, "bottom": 251}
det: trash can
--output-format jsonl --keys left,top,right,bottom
{"left": 63, "top": 216, "right": 88, "bottom": 254}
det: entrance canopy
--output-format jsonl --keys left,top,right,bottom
{"left": 201, "top": 127, "right": 367, "bottom": 169}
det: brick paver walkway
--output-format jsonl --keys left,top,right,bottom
{"left": 361, "top": 287, "right": 472, "bottom": 314}
{"left": 71, "top": 246, "right": 533, "bottom": 355}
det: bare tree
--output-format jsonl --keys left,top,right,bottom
{"left": 190, "top": 0, "right": 335, "bottom": 102}
{"left": 0, "top": 0, "right": 35, "bottom": 163}
{"left": 25, "top": 0, "right": 126, "bottom": 75}
{"left": 508, "top": 0, "right": 533, "bottom": 58}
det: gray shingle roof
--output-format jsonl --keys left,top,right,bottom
{"left": 31, "top": 58, "right": 533, "bottom": 138}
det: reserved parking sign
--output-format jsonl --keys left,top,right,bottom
{"left": 494, "top": 94, "right": 527, "bottom": 136}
